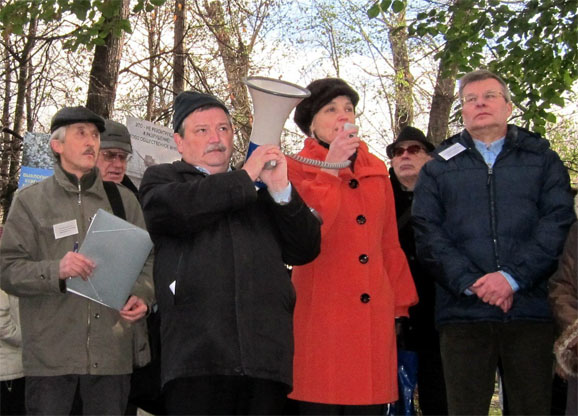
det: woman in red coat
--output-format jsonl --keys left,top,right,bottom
{"left": 287, "top": 78, "right": 418, "bottom": 414}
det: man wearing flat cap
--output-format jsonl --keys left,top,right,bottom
{"left": 0, "top": 106, "right": 154, "bottom": 414}
{"left": 387, "top": 127, "right": 447, "bottom": 415}
{"left": 97, "top": 119, "right": 139, "bottom": 195}
{"left": 139, "top": 91, "right": 321, "bottom": 414}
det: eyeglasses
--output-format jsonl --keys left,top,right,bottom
{"left": 462, "top": 90, "right": 505, "bottom": 106}
{"left": 390, "top": 144, "right": 425, "bottom": 158}
{"left": 100, "top": 150, "right": 130, "bottom": 162}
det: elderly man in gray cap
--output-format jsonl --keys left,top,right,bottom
{"left": 97, "top": 119, "right": 139, "bottom": 195}
{"left": 139, "top": 91, "right": 321, "bottom": 414}
{"left": 96, "top": 119, "right": 164, "bottom": 415}
{"left": 0, "top": 106, "right": 154, "bottom": 415}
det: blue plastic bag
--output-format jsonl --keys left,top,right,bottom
{"left": 386, "top": 349, "right": 418, "bottom": 416}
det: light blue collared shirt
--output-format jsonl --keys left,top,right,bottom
{"left": 466, "top": 138, "right": 519, "bottom": 293}
{"left": 473, "top": 137, "right": 505, "bottom": 168}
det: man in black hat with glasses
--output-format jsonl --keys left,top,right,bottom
{"left": 387, "top": 126, "right": 447, "bottom": 415}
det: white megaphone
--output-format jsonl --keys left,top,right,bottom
{"left": 243, "top": 76, "right": 310, "bottom": 168}
{"left": 243, "top": 76, "right": 354, "bottom": 171}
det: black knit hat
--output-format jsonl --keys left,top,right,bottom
{"left": 101, "top": 120, "right": 132, "bottom": 153}
{"left": 294, "top": 78, "right": 359, "bottom": 136}
{"left": 50, "top": 106, "right": 105, "bottom": 133}
{"left": 173, "top": 91, "right": 229, "bottom": 132}
{"left": 386, "top": 126, "right": 434, "bottom": 158}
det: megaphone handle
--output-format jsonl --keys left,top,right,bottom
{"left": 254, "top": 152, "right": 348, "bottom": 170}
{"left": 288, "top": 154, "right": 351, "bottom": 170}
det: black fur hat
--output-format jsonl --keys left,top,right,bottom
{"left": 294, "top": 78, "right": 359, "bottom": 136}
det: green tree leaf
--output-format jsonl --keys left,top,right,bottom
{"left": 392, "top": 0, "right": 405, "bottom": 13}
{"left": 368, "top": 3, "right": 380, "bottom": 18}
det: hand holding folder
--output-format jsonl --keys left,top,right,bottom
{"left": 66, "top": 209, "right": 153, "bottom": 310}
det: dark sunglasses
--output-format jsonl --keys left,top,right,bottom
{"left": 390, "top": 144, "right": 425, "bottom": 158}
{"left": 100, "top": 150, "right": 129, "bottom": 162}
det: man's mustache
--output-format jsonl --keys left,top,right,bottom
{"left": 204, "top": 144, "right": 226, "bottom": 154}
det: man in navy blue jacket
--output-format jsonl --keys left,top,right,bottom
{"left": 412, "top": 69, "right": 576, "bottom": 415}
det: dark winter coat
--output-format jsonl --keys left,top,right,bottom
{"left": 412, "top": 125, "right": 575, "bottom": 326}
{"left": 389, "top": 168, "right": 438, "bottom": 350}
{"left": 139, "top": 161, "right": 321, "bottom": 388}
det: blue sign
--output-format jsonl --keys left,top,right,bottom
{"left": 18, "top": 166, "right": 53, "bottom": 189}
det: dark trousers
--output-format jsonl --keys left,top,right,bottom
{"left": 25, "top": 374, "right": 130, "bottom": 415}
{"left": 163, "top": 375, "right": 288, "bottom": 415}
{"left": 1, "top": 377, "right": 26, "bottom": 415}
{"left": 567, "top": 377, "right": 578, "bottom": 416}
{"left": 289, "top": 400, "right": 385, "bottom": 415}
{"left": 440, "top": 321, "right": 554, "bottom": 415}
{"left": 416, "top": 348, "right": 448, "bottom": 415}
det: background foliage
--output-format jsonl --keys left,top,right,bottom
{"left": 1, "top": 0, "right": 577, "bottom": 222}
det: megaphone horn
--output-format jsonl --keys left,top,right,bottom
{"left": 243, "top": 77, "right": 310, "bottom": 168}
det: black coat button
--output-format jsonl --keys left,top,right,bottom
{"left": 349, "top": 179, "right": 359, "bottom": 189}
{"left": 94, "top": 313, "right": 100, "bottom": 319}
{"left": 356, "top": 215, "right": 366, "bottom": 225}
{"left": 359, "top": 254, "right": 369, "bottom": 264}
{"left": 360, "top": 293, "right": 371, "bottom": 303}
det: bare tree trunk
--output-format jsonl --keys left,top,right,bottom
{"left": 86, "top": 0, "right": 130, "bottom": 118}
{"left": 0, "top": 17, "right": 37, "bottom": 221}
{"left": 1, "top": 30, "right": 13, "bottom": 223}
{"left": 11, "top": 19, "right": 37, "bottom": 138}
{"left": 173, "top": 0, "right": 186, "bottom": 96}
{"left": 201, "top": 0, "right": 252, "bottom": 157}
{"left": 25, "top": 57, "right": 34, "bottom": 131}
{"left": 426, "top": 0, "right": 466, "bottom": 146}
{"left": 145, "top": 11, "right": 159, "bottom": 120}
{"left": 427, "top": 63, "right": 457, "bottom": 146}
{"left": 328, "top": 25, "right": 340, "bottom": 77}
{"left": 388, "top": 6, "right": 413, "bottom": 136}
{"left": 1, "top": 34, "right": 11, "bottom": 132}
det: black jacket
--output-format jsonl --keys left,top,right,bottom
{"left": 139, "top": 161, "right": 321, "bottom": 388}
{"left": 390, "top": 169, "right": 438, "bottom": 349}
{"left": 412, "top": 125, "right": 575, "bottom": 326}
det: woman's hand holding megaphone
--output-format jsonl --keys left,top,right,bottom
{"left": 242, "top": 144, "right": 289, "bottom": 192}
{"left": 322, "top": 124, "right": 360, "bottom": 176}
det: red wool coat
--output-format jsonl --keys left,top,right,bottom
{"left": 287, "top": 138, "right": 418, "bottom": 405}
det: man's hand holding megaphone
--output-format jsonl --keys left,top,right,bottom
{"left": 242, "top": 144, "right": 289, "bottom": 192}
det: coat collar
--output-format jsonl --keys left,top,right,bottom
{"left": 434, "top": 124, "right": 550, "bottom": 161}
{"left": 297, "top": 138, "right": 387, "bottom": 179}
{"left": 171, "top": 159, "right": 233, "bottom": 176}
{"left": 53, "top": 162, "right": 100, "bottom": 193}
